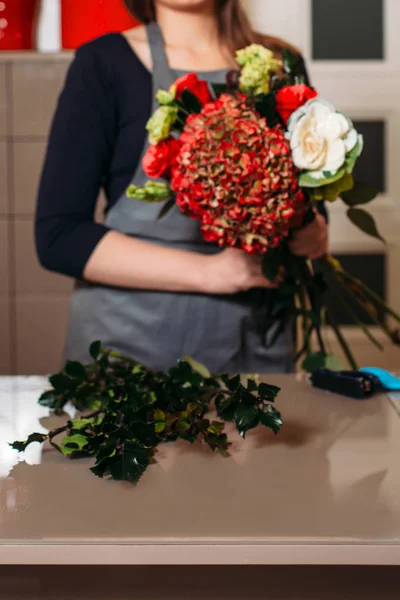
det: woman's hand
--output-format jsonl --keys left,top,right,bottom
{"left": 288, "top": 214, "right": 328, "bottom": 260}
{"left": 205, "top": 248, "right": 283, "bottom": 294}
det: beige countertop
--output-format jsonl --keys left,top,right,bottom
{"left": 0, "top": 51, "right": 74, "bottom": 62}
{"left": 1, "top": 374, "right": 400, "bottom": 566}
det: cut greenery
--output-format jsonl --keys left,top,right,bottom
{"left": 11, "top": 343, "right": 282, "bottom": 484}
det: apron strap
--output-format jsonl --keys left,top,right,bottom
{"left": 146, "top": 21, "right": 177, "bottom": 90}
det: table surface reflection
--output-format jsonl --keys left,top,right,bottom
{"left": 1, "top": 374, "right": 400, "bottom": 566}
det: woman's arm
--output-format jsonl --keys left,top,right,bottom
{"left": 35, "top": 41, "right": 276, "bottom": 294}
{"left": 35, "top": 42, "right": 116, "bottom": 278}
{"left": 83, "top": 231, "right": 279, "bottom": 293}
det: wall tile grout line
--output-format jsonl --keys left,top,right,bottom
{"left": 5, "top": 63, "right": 17, "bottom": 376}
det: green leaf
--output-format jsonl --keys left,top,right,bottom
{"left": 49, "top": 372, "right": 73, "bottom": 391}
{"left": 211, "top": 83, "right": 229, "bottom": 97}
{"left": 299, "top": 166, "right": 346, "bottom": 188}
{"left": 255, "top": 92, "right": 278, "bottom": 125}
{"left": 215, "top": 394, "right": 237, "bottom": 422}
{"left": 11, "top": 432, "right": 48, "bottom": 453}
{"left": 225, "top": 375, "right": 240, "bottom": 392}
{"left": 38, "top": 390, "right": 57, "bottom": 407}
{"left": 110, "top": 442, "right": 154, "bottom": 483}
{"left": 310, "top": 173, "right": 354, "bottom": 203}
{"left": 182, "top": 355, "right": 211, "bottom": 378}
{"left": 154, "top": 408, "right": 166, "bottom": 422}
{"left": 246, "top": 378, "right": 258, "bottom": 392}
{"left": 258, "top": 382, "right": 281, "bottom": 400}
{"left": 61, "top": 434, "right": 89, "bottom": 455}
{"left": 347, "top": 207, "right": 385, "bottom": 243}
{"left": 65, "top": 361, "right": 87, "bottom": 380}
{"left": 90, "top": 340, "right": 102, "bottom": 360}
{"left": 260, "top": 405, "right": 283, "bottom": 434}
{"left": 180, "top": 89, "right": 203, "bottom": 114}
{"left": 342, "top": 183, "right": 379, "bottom": 207}
{"left": 344, "top": 137, "right": 363, "bottom": 174}
{"left": 235, "top": 405, "right": 259, "bottom": 437}
{"left": 155, "top": 422, "right": 166, "bottom": 433}
{"left": 70, "top": 417, "right": 95, "bottom": 431}
{"left": 301, "top": 352, "right": 343, "bottom": 373}
{"left": 158, "top": 196, "right": 176, "bottom": 220}
{"left": 282, "top": 48, "right": 295, "bottom": 74}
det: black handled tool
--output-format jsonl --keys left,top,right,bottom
{"left": 310, "top": 369, "right": 383, "bottom": 399}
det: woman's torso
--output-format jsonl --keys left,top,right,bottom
{"left": 63, "top": 26, "right": 294, "bottom": 374}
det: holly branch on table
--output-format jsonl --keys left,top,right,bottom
{"left": 11, "top": 342, "right": 282, "bottom": 484}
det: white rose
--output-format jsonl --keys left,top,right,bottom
{"left": 286, "top": 99, "right": 363, "bottom": 187}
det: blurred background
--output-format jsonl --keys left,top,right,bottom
{"left": 0, "top": 0, "right": 399, "bottom": 375}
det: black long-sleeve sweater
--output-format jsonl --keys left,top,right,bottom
{"left": 35, "top": 33, "right": 325, "bottom": 278}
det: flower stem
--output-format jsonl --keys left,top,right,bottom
{"left": 328, "top": 285, "right": 384, "bottom": 351}
{"left": 325, "top": 309, "right": 359, "bottom": 370}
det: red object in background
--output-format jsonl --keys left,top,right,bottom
{"left": 0, "top": 0, "right": 39, "bottom": 50}
{"left": 62, "top": 0, "right": 138, "bottom": 49}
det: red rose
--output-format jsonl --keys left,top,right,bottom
{"left": 276, "top": 84, "right": 318, "bottom": 125}
{"left": 174, "top": 73, "right": 213, "bottom": 106}
{"left": 143, "top": 137, "right": 182, "bottom": 179}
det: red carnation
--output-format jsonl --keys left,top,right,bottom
{"left": 143, "top": 137, "right": 182, "bottom": 179}
{"left": 174, "top": 73, "right": 213, "bottom": 106}
{"left": 276, "top": 84, "right": 318, "bottom": 125}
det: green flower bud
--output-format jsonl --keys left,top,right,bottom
{"left": 156, "top": 86, "right": 176, "bottom": 106}
{"left": 146, "top": 106, "right": 178, "bottom": 144}
{"left": 236, "top": 44, "right": 282, "bottom": 96}
{"left": 126, "top": 184, "right": 147, "bottom": 200}
{"left": 143, "top": 181, "right": 170, "bottom": 201}
{"left": 127, "top": 181, "right": 171, "bottom": 203}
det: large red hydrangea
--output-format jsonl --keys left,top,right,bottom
{"left": 171, "top": 94, "right": 307, "bottom": 253}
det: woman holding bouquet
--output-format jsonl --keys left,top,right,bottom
{"left": 35, "top": 0, "right": 328, "bottom": 373}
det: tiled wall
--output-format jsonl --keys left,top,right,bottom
{"left": 0, "top": 56, "right": 73, "bottom": 375}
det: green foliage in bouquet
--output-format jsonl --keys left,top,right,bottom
{"left": 11, "top": 343, "right": 282, "bottom": 484}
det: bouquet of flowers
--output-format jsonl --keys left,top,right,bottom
{"left": 128, "top": 45, "right": 400, "bottom": 372}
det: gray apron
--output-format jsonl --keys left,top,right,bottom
{"left": 64, "top": 22, "right": 294, "bottom": 374}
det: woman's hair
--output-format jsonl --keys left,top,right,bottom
{"left": 123, "top": 0, "right": 297, "bottom": 57}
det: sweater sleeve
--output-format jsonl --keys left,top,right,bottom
{"left": 35, "top": 42, "right": 116, "bottom": 279}
{"left": 294, "top": 55, "right": 328, "bottom": 222}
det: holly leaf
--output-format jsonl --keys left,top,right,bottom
{"left": 341, "top": 182, "right": 379, "bottom": 207}
{"left": 89, "top": 340, "right": 102, "bottom": 360}
{"left": 215, "top": 393, "right": 237, "bottom": 422}
{"left": 154, "top": 408, "right": 166, "bottom": 422}
{"left": 49, "top": 372, "right": 73, "bottom": 391}
{"left": 347, "top": 207, "right": 385, "bottom": 243}
{"left": 259, "top": 405, "right": 283, "bottom": 434}
{"left": 224, "top": 375, "right": 241, "bottom": 392}
{"left": 38, "top": 390, "right": 57, "bottom": 407}
{"left": 11, "top": 433, "right": 48, "bottom": 453}
{"left": 65, "top": 361, "right": 87, "bottom": 380}
{"left": 155, "top": 422, "right": 166, "bottom": 433}
{"left": 107, "top": 444, "right": 155, "bottom": 484}
{"left": 61, "top": 434, "right": 89, "bottom": 456}
{"left": 235, "top": 405, "right": 259, "bottom": 437}
{"left": 69, "top": 417, "right": 96, "bottom": 431}
{"left": 258, "top": 382, "right": 281, "bottom": 401}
